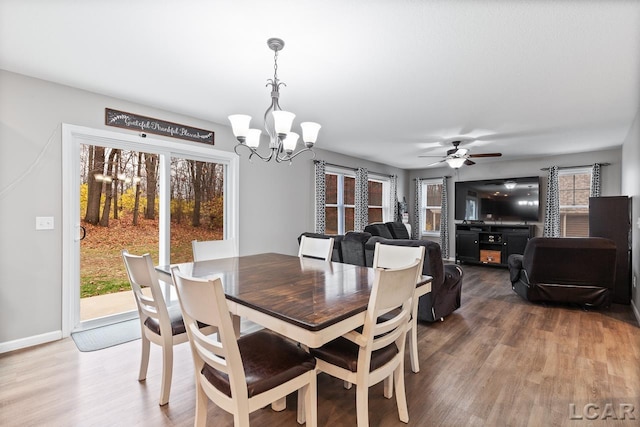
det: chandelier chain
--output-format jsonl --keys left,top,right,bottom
{"left": 273, "top": 49, "right": 279, "bottom": 82}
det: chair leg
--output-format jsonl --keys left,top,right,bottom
{"left": 272, "top": 397, "right": 286, "bottom": 412}
{"left": 138, "top": 334, "right": 150, "bottom": 381}
{"left": 409, "top": 318, "right": 420, "bottom": 373}
{"left": 383, "top": 374, "right": 393, "bottom": 399}
{"left": 194, "top": 381, "right": 208, "bottom": 427}
{"left": 393, "top": 364, "right": 409, "bottom": 423}
{"left": 159, "top": 341, "right": 173, "bottom": 406}
{"left": 355, "top": 386, "right": 369, "bottom": 427}
{"left": 297, "top": 373, "right": 318, "bottom": 427}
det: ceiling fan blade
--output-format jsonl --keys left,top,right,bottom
{"left": 464, "top": 159, "right": 476, "bottom": 166}
{"left": 468, "top": 153, "right": 502, "bottom": 158}
{"left": 425, "top": 159, "right": 446, "bottom": 167}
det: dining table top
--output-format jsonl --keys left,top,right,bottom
{"left": 156, "top": 252, "right": 432, "bottom": 347}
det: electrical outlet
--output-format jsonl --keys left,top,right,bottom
{"left": 35, "top": 216, "right": 54, "bottom": 230}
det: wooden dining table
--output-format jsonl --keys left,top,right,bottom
{"left": 156, "top": 252, "right": 432, "bottom": 349}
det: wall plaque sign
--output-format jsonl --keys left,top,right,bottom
{"left": 105, "top": 108, "right": 214, "bottom": 145}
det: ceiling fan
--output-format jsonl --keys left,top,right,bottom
{"left": 419, "top": 141, "right": 502, "bottom": 168}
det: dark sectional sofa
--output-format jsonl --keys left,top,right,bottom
{"left": 298, "top": 221, "right": 463, "bottom": 322}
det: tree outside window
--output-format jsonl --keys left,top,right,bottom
{"left": 558, "top": 168, "right": 591, "bottom": 237}
{"left": 420, "top": 181, "right": 442, "bottom": 235}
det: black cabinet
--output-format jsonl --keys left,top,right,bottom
{"left": 589, "top": 196, "right": 631, "bottom": 304}
{"left": 456, "top": 231, "right": 479, "bottom": 263}
{"left": 455, "top": 224, "right": 535, "bottom": 267}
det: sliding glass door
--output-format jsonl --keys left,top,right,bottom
{"left": 63, "top": 125, "right": 238, "bottom": 333}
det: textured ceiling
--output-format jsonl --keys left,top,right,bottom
{"left": 1, "top": 0, "right": 639, "bottom": 169}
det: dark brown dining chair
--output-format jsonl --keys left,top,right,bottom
{"left": 171, "top": 266, "right": 318, "bottom": 426}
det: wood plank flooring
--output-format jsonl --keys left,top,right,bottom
{"left": 2, "top": 265, "right": 639, "bottom": 426}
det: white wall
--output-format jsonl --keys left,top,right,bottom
{"left": 0, "top": 70, "right": 406, "bottom": 349}
{"left": 621, "top": 110, "right": 640, "bottom": 322}
{"left": 408, "top": 148, "right": 623, "bottom": 258}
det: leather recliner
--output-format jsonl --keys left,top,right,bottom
{"left": 508, "top": 237, "right": 617, "bottom": 308}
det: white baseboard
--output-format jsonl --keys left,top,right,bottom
{"left": 632, "top": 300, "right": 640, "bottom": 327}
{"left": 0, "top": 330, "right": 62, "bottom": 354}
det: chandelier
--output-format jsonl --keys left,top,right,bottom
{"left": 228, "top": 38, "right": 321, "bottom": 163}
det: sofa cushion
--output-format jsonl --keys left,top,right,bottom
{"left": 522, "top": 237, "right": 616, "bottom": 288}
{"left": 341, "top": 231, "right": 371, "bottom": 266}
{"left": 364, "top": 223, "right": 394, "bottom": 239}
{"left": 385, "top": 222, "right": 411, "bottom": 239}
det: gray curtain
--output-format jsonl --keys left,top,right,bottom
{"left": 590, "top": 163, "right": 601, "bottom": 197}
{"left": 354, "top": 167, "right": 369, "bottom": 231}
{"left": 543, "top": 165, "right": 560, "bottom": 237}
{"left": 390, "top": 174, "right": 398, "bottom": 221}
{"left": 412, "top": 179, "right": 421, "bottom": 239}
{"left": 439, "top": 177, "right": 449, "bottom": 259}
{"left": 314, "top": 160, "right": 326, "bottom": 233}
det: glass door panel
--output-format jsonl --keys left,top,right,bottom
{"left": 169, "top": 157, "right": 225, "bottom": 264}
{"left": 79, "top": 144, "right": 159, "bottom": 321}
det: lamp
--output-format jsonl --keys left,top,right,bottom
{"left": 446, "top": 157, "right": 466, "bottom": 169}
{"left": 229, "top": 38, "right": 321, "bottom": 163}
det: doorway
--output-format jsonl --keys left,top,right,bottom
{"left": 62, "top": 124, "right": 238, "bottom": 335}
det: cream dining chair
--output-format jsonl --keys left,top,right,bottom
{"left": 121, "top": 250, "right": 216, "bottom": 406}
{"left": 171, "top": 267, "right": 318, "bottom": 427}
{"left": 298, "top": 235, "right": 334, "bottom": 261}
{"left": 310, "top": 256, "right": 422, "bottom": 426}
{"left": 192, "top": 238, "right": 237, "bottom": 262}
{"left": 372, "top": 242, "right": 426, "bottom": 373}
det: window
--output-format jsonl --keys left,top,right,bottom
{"left": 420, "top": 180, "right": 442, "bottom": 236}
{"left": 558, "top": 168, "right": 591, "bottom": 237}
{"left": 324, "top": 168, "right": 390, "bottom": 234}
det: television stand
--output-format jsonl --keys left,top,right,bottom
{"left": 455, "top": 223, "right": 535, "bottom": 267}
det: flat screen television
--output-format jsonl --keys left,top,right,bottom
{"left": 454, "top": 176, "right": 541, "bottom": 222}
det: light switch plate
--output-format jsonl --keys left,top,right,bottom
{"left": 36, "top": 216, "right": 54, "bottom": 230}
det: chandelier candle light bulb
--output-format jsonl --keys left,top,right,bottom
{"left": 229, "top": 38, "right": 320, "bottom": 163}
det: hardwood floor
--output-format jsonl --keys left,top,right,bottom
{"left": 2, "top": 265, "right": 639, "bottom": 426}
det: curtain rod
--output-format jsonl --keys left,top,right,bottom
{"left": 314, "top": 160, "right": 394, "bottom": 178}
{"left": 540, "top": 163, "right": 610, "bottom": 171}
{"left": 413, "top": 176, "right": 451, "bottom": 180}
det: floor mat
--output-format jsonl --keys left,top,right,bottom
{"left": 71, "top": 319, "right": 141, "bottom": 352}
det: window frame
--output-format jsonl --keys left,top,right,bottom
{"left": 558, "top": 167, "right": 591, "bottom": 237}
{"left": 419, "top": 179, "right": 442, "bottom": 237}
{"left": 324, "top": 167, "right": 391, "bottom": 234}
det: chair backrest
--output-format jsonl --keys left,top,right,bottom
{"left": 170, "top": 267, "right": 248, "bottom": 401}
{"left": 373, "top": 242, "right": 425, "bottom": 273}
{"left": 121, "top": 250, "right": 171, "bottom": 332}
{"left": 362, "top": 259, "right": 423, "bottom": 361}
{"left": 298, "top": 235, "right": 334, "bottom": 261}
{"left": 192, "top": 239, "right": 238, "bottom": 262}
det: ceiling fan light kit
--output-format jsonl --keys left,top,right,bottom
{"left": 420, "top": 140, "right": 502, "bottom": 168}
{"left": 228, "top": 38, "right": 321, "bottom": 164}
{"left": 446, "top": 157, "right": 467, "bottom": 168}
